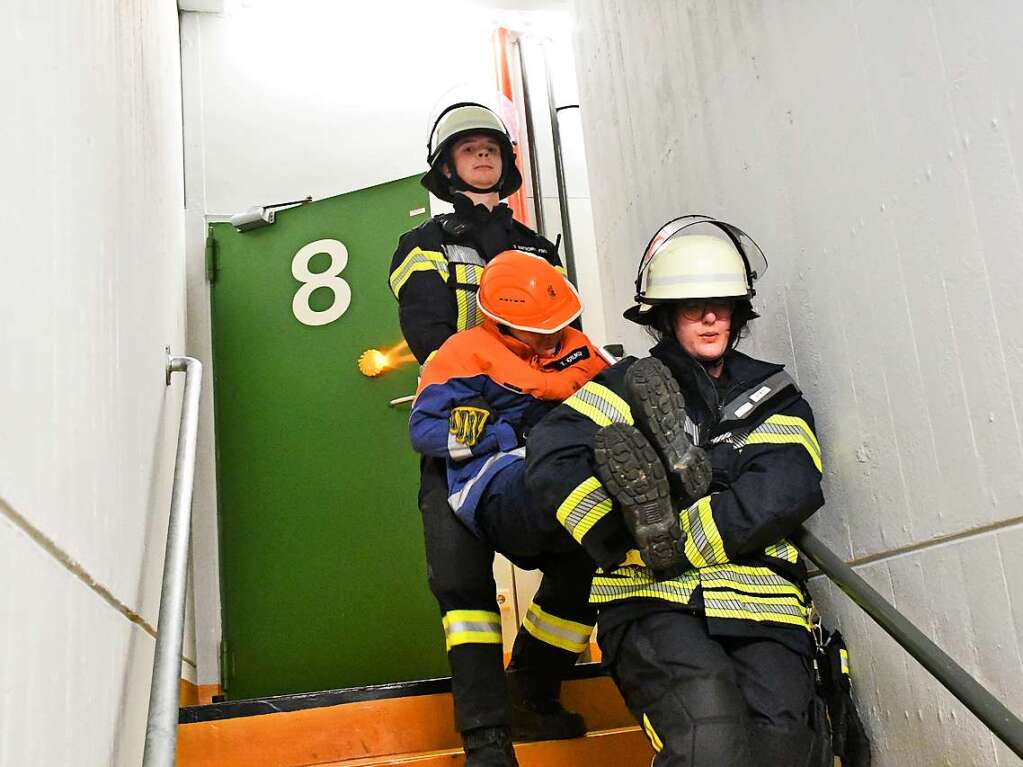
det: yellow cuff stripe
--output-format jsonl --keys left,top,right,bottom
{"left": 764, "top": 538, "right": 799, "bottom": 563}
{"left": 642, "top": 714, "right": 664, "bottom": 753}
{"left": 389, "top": 247, "right": 448, "bottom": 297}
{"left": 744, "top": 415, "right": 822, "bottom": 472}
{"left": 522, "top": 604, "right": 593, "bottom": 653}
{"left": 556, "top": 476, "right": 613, "bottom": 543}
{"left": 680, "top": 496, "right": 728, "bottom": 568}
{"left": 441, "top": 610, "right": 503, "bottom": 650}
{"left": 562, "top": 382, "right": 634, "bottom": 428}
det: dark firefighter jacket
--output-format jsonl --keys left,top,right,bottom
{"left": 388, "top": 193, "right": 562, "bottom": 364}
{"left": 526, "top": 336, "right": 825, "bottom": 653}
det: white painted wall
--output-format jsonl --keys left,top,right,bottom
{"left": 572, "top": 1, "right": 1023, "bottom": 764}
{"left": 0, "top": 2, "right": 189, "bottom": 764}
{"left": 181, "top": 0, "right": 603, "bottom": 680}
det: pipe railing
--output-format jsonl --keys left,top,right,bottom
{"left": 792, "top": 525, "right": 1023, "bottom": 758}
{"left": 142, "top": 353, "right": 203, "bottom": 767}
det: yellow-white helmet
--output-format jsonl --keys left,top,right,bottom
{"left": 421, "top": 102, "right": 522, "bottom": 203}
{"left": 625, "top": 215, "right": 768, "bottom": 325}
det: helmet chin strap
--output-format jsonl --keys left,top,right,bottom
{"left": 445, "top": 167, "right": 504, "bottom": 197}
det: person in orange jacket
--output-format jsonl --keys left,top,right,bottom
{"left": 409, "top": 249, "right": 610, "bottom": 766}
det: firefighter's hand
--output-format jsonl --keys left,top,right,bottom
{"left": 448, "top": 397, "right": 497, "bottom": 449}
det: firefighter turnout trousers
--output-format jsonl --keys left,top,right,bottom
{"left": 419, "top": 457, "right": 596, "bottom": 733}
{"left": 599, "top": 609, "right": 817, "bottom": 767}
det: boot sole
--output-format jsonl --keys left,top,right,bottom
{"left": 625, "top": 357, "right": 713, "bottom": 502}
{"left": 594, "top": 423, "right": 685, "bottom": 579}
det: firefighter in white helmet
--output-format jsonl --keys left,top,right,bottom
{"left": 527, "top": 216, "right": 829, "bottom": 766}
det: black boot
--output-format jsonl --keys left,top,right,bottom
{"left": 594, "top": 422, "right": 686, "bottom": 579}
{"left": 507, "top": 670, "right": 587, "bottom": 741}
{"left": 625, "top": 357, "right": 712, "bottom": 503}
{"left": 463, "top": 726, "right": 519, "bottom": 767}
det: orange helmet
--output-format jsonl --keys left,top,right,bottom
{"left": 478, "top": 250, "right": 582, "bottom": 333}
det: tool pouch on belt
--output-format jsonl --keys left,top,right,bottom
{"left": 814, "top": 626, "right": 872, "bottom": 767}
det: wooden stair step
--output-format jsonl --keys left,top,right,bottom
{"left": 178, "top": 673, "right": 639, "bottom": 767}
{"left": 317, "top": 727, "right": 651, "bottom": 766}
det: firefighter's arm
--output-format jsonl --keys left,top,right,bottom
{"left": 389, "top": 233, "right": 457, "bottom": 364}
{"left": 409, "top": 380, "right": 518, "bottom": 461}
{"left": 678, "top": 399, "right": 824, "bottom": 568}
{"left": 526, "top": 376, "right": 634, "bottom": 570}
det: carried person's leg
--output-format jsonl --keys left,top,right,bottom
{"left": 725, "top": 638, "right": 817, "bottom": 767}
{"left": 418, "top": 458, "right": 516, "bottom": 765}
{"left": 597, "top": 610, "right": 755, "bottom": 767}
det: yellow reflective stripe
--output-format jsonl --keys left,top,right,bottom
{"left": 522, "top": 604, "right": 593, "bottom": 653}
{"left": 703, "top": 591, "right": 811, "bottom": 629}
{"left": 744, "top": 415, "right": 822, "bottom": 472}
{"left": 454, "top": 267, "right": 470, "bottom": 330}
{"left": 699, "top": 564, "right": 803, "bottom": 597}
{"left": 452, "top": 263, "right": 484, "bottom": 330}
{"left": 590, "top": 569, "right": 699, "bottom": 605}
{"left": 389, "top": 247, "right": 449, "bottom": 296}
{"left": 441, "top": 609, "right": 503, "bottom": 650}
{"left": 764, "top": 539, "right": 799, "bottom": 563}
{"left": 642, "top": 714, "right": 664, "bottom": 753}
{"left": 562, "top": 381, "right": 634, "bottom": 427}
{"left": 556, "top": 476, "right": 613, "bottom": 544}
{"left": 680, "top": 496, "right": 728, "bottom": 568}
{"left": 840, "top": 648, "right": 850, "bottom": 676}
{"left": 555, "top": 264, "right": 568, "bottom": 276}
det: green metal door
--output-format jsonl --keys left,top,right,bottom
{"left": 209, "top": 175, "right": 447, "bottom": 700}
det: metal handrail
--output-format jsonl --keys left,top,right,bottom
{"left": 142, "top": 354, "right": 203, "bottom": 767}
{"left": 792, "top": 525, "right": 1023, "bottom": 758}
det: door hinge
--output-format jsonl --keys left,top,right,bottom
{"left": 220, "top": 638, "right": 231, "bottom": 693}
{"left": 205, "top": 227, "right": 219, "bottom": 283}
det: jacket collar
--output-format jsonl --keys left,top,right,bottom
{"left": 650, "top": 337, "right": 785, "bottom": 420}
{"left": 452, "top": 194, "right": 514, "bottom": 228}
{"left": 483, "top": 319, "right": 554, "bottom": 364}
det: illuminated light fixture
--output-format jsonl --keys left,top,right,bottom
{"left": 358, "top": 339, "right": 416, "bottom": 377}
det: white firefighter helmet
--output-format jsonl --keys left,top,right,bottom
{"left": 421, "top": 101, "right": 522, "bottom": 202}
{"left": 624, "top": 215, "right": 768, "bottom": 324}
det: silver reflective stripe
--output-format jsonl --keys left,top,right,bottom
{"left": 442, "top": 244, "right": 486, "bottom": 266}
{"left": 562, "top": 483, "right": 610, "bottom": 535}
{"left": 647, "top": 272, "right": 743, "bottom": 287}
{"left": 447, "top": 432, "right": 473, "bottom": 461}
{"left": 446, "top": 619, "right": 500, "bottom": 635}
{"left": 525, "top": 605, "right": 591, "bottom": 646}
{"left": 719, "top": 371, "right": 798, "bottom": 425}
{"left": 447, "top": 448, "right": 525, "bottom": 509}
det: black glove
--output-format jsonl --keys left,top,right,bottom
{"left": 517, "top": 400, "right": 557, "bottom": 442}
{"left": 448, "top": 396, "right": 497, "bottom": 449}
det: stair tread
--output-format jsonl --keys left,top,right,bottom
{"left": 310, "top": 727, "right": 649, "bottom": 766}
{"left": 178, "top": 676, "right": 637, "bottom": 767}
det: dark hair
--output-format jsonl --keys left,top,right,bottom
{"left": 645, "top": 299, "right": 757, "bottom": 349}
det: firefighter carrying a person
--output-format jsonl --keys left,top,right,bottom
{"left": 526, "top": 216, "right": 828, "bottom": 766}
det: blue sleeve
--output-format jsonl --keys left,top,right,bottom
{"left": 409, "top": 376, "right": 519, "bottom": 460}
